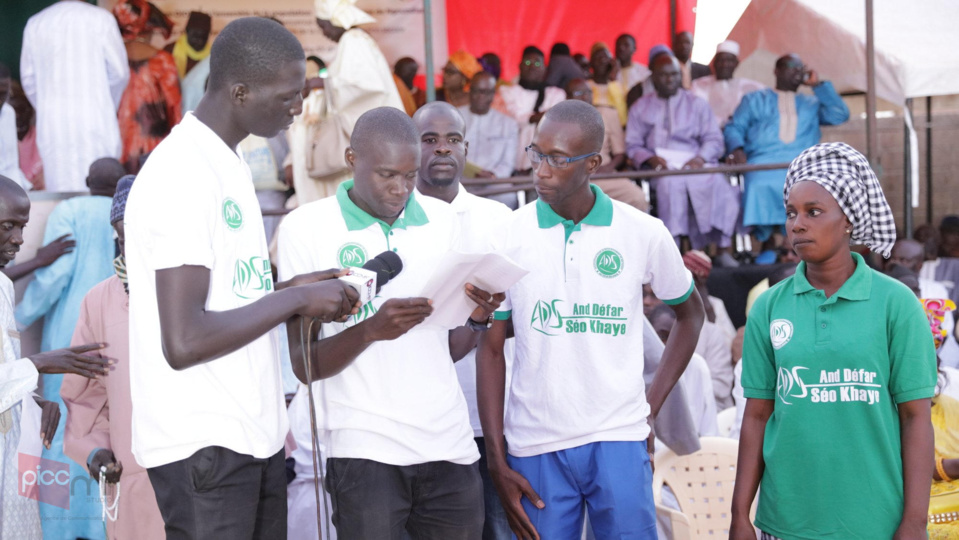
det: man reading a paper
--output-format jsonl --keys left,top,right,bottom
{"left": 478, "top": 100, "right": 705, "bottom": 540}
{"left": 625, "top": 54, "right": 739, "bottom": 256}
{"left": 277, "top": 106, "right": 502, "bottom": 539}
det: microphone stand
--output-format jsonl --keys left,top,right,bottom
{"left": 300, "top": 317, "right": 333, "bottom": 540}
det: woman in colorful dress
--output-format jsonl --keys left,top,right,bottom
{"left": 113, "top": 0, "right": 181, "bottom": 173}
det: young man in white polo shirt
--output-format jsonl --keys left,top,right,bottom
{"left": 125, "top": 19, "right": 359, "bottom": 539}
{"left": 413, "top": 101, "right": 514, "bottom": 539}
{"left": 477, "top": 100, "right": 705, "bottom": 540}
{"left": 278, "top": 106, "right": 502, "bottom": 539}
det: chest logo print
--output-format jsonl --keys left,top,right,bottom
{"left": 337, "top": 242, "right": 368, "bottom": 267}
{"left": 770, "top": 318, "right": 793, "bottom": 349}
{"left": 594, "top": 248, "right": 623, "bottom": 278}
{"left": 222, "top": 198, "right": 243, "bottom": 230}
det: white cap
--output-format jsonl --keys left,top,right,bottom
{"left": 315, "top": 0, "right": 375, "bottom": 30}
{"left": 716, "top": 40, "right": 740, "bottom": 57}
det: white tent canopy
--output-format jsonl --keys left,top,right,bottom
{"left": 726, "top": 0, "right": 959, "bottom": 105}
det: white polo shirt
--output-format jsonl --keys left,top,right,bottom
{"left": 276, "top": 181, "right": 479, "bottom": 466}
{"left": 126, "top": 113, "right": 287, "bottom": 468}
{"left": 494, "top": 185, "right": 693, "bottom": 457}
{"left": 443, "top": 185, "right": 514, "bottom": 437}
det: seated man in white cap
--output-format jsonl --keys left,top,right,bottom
{"left": 690, "top": 40, "right": 764, "bottom": 128}
{"left": 292, "top": 0, "right": 405, "bottom": 204}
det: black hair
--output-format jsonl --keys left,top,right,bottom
{"left": 550, "top": 43, "right": 571, "bottom": 57}
{"left": 350, "top": 107, "right": 420, "bottom": 155}
{"left": 540, "top": 100, "right": 605, "bottom": 154}
{"left": 522, "top": 46, "right": 544, "bottom": 59}
{"left": 207, "top": 17, "right": 305, "bottom": 92}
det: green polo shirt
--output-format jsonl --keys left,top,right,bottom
{"left": 741, "top": 252, "right": 937, "bottom": 540}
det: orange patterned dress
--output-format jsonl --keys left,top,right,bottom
{"left": 117, "top": 50, "right": 181, "bottom": 173}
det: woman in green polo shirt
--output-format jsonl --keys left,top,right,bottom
{"left": 730, "top": 143, "right": 938, "bottom": 540}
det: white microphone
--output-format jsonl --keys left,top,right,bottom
{"left": 338, "top": 251, "right": 403, "bottom": 304}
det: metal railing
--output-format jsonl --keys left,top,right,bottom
{"left": 260, "top": 162, "right": 792, "bottom": 214}
{"left": 461, "top": 162, "right": 792, "bottom": 197}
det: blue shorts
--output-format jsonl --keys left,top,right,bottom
{"left": 507, "top": 441, "right": 656, "bottom": 540}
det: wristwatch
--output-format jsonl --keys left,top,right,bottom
{"left": 466, "top": 312, "right": 494, "bottom": 331}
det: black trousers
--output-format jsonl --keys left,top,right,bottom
{"left": 147, "top": 446, "right": 287, "bottom": 540}
{"left": 326, "top": 457, "right": 484, "bottom": 540}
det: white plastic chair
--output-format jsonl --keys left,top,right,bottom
{"left": 716, "top": 406, "right": 738, "bottom": 438}
{"left": 653, "top": 437, "right": 752, "bottom": 539}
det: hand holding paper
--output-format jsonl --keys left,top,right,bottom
{"left": 419, "top": 251, "right": 528, "bottom": 329}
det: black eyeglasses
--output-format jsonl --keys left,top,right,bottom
{"left": 526, "top": 146, "right": 598, "bottom": 169}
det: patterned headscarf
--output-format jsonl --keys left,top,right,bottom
{"left": 111, "top": 175, "right": 135, "bottom": 225}
{"left": 448, "top": 50, "right": 482, "bottom": 90}
{"left": 783, "top": 142, "right": 897, "bottom": 258}
{"left": 113, "top": 0, "right": 172, "bottom": 41}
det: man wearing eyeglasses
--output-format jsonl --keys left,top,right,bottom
{"left": 492, "top": 46, "right": 566, "bottom": 174}
{"left": 626, "top": 53, "right": 739, "bottom": 261}
{"left": 478, "top": 100, "right": 705, "bottom": 540}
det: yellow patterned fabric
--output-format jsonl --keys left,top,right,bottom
{"left": 930, "top": 396, "right": 959, "bottom": 539}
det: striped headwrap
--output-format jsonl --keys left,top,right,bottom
{"left": 783, "top": 142, "right": 897, "bottom": 258}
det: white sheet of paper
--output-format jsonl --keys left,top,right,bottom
{"left": 655, "top": 147, "right": 697, "bottom": 170}
{"left": 419, "top": 251, "right": 528, "bottom": 330}
{"left": 16, "top": 392, "right": 43, "bottom": 459}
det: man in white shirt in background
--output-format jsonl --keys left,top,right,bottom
{"left": 460, "top": 71, "right": 520, "bottom": 209}
{"left": 614, "top": 34, "right": 651, "bottom": 94}
{"left": 125, "top": 19, "right": 358, "bottom": 539}
{"left": 888, "top": 239, "right": 955, "bottom": 335}
{"left": 20, "top": 0, "right": 129, "bottom": 192}
{"left": 691, "top": 40, "right": 764, "bottom": 128}
{"left": 413, "top": 101, "right": 514, "bottom": 539}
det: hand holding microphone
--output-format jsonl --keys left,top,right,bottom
{"left": 339, "top": 251, "right": 434, "bottom": 341}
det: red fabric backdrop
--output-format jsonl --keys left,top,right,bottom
{"left": 446, "top": 0, "right": 698, "bottom": 81}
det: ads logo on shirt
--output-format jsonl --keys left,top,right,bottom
{"left": 776, "top": 365, "right": 882, "bottom": 406}
{"left": 530, "top": 299, "right": 628, "bottom": 337}
{"left": 222, "top": 198, "right": 244, "bottom": 230}
{"left": 337, "top": 243, "right": 368, "bottom": 267}
{"left": 233, "top": 256, "right": 273, "bottom": 299}
{"left": 770, "top": 319, "right": 793, "bottom": 349}
{"left": 594, "top": 248, "right": 623, "bottom": 278}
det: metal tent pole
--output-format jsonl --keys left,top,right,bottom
{"left": 904, "top": 98, "right": 914, "bottom": 237}
{"left": 865, "top": 0, "right": 878, "bottom": 166}
{"left": 926, "top": 96, "right": 933, "bottom": 224}
{"left": 424, "top": 0, "right": 436, "bottom": 102}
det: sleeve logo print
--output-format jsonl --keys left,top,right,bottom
{"left": 593, "top": 248, "right": 624, "bottom": 278}
{"left": 337, "top": 243, "right": 368, "bottom": 267}
{"left": 770, "top": 319, "right": 794, "bottom": 349}
{"left": 222, "top": 198, "right": 244, "bottom": 230}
